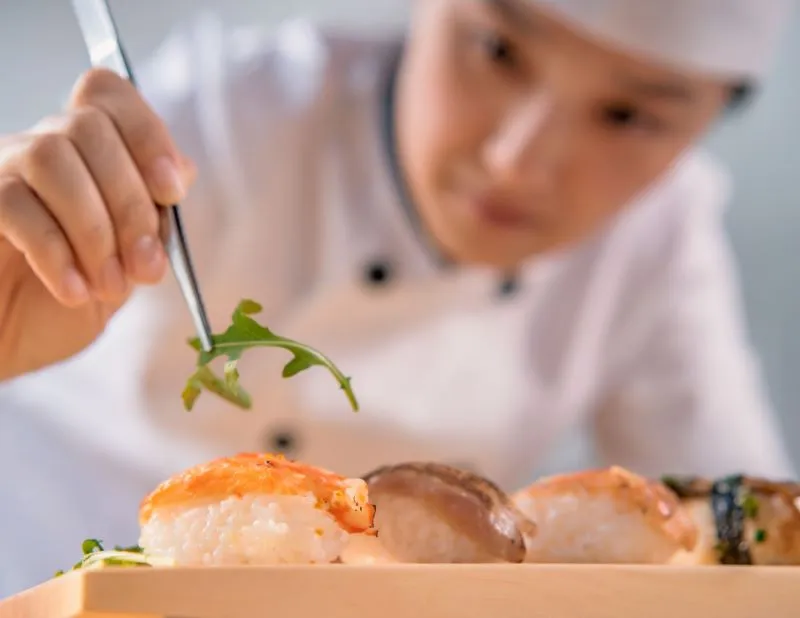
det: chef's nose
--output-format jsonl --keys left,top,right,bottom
{"left": 482, "top": 93, "right": 565, "bottom": 188}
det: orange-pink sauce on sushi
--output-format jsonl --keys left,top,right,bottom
{"left": 139, "top": 453, "right": 376, "bottom": 534}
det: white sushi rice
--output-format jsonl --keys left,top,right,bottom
{"left": 139, "top": 493, "right": 348, "bottom": 565}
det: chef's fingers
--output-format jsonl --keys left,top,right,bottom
{"left": 36, "top": 107, "right": 168, "bottom": 284}
{"left": 0, "top": 175, "right": 90, "bottom": 307}
{"left": 69, "top": 67, "right": 195, "bottom": 208}
{"left": 15, "top": 128, "right": 129, "bottom": 302}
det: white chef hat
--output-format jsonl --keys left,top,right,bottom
{"left": 527, "top": 0, "right": 794, "bottom": 81}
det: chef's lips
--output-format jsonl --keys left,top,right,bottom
{"left": 363, "top": 462, "right": 537, "bottom": 563}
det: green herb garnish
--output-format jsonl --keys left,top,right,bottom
{"left": 112, "top": 544, "right": 144, "bottom": 553}
{"left": 741, "top": 493, "right": 759, "bottom": 519}
{"left": 182, "top": 299, "right": 358, "bottom": 412}
{"left": 54, "top": 540, "right": 158, "bottom": 578}
{"left": 754, "top": 528, "right": 767, "bottom": 543}
{"left": 82, "top": 538, "right": 103, "bottom": 555}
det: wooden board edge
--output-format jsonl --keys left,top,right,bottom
{"left": 81, "top": 564, "right": 800, "bottom": 618}
{"left": 4, "top": 564, "right": 800, "bottom": 618}
{"left": 0, "top": 571, "right": 85, "bottom": 618}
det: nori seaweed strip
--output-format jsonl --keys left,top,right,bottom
{"left": 712, "top": 475, "right": 752, "bottom": 565}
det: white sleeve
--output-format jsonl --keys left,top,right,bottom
{"left": 134, "top": 13, "right": 333, "bottom": 286}
{"left": 135, "top": 12, "right": 306, "bottom": 283}
{"left": 591, "top": 165, "right": 796, "bottom": 480}
{"left": 134, "top": 13, "right": 244, "bottom": 282}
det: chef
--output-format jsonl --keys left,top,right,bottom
{"left": 0, "top": 0, "right": 795, "bottom": 595}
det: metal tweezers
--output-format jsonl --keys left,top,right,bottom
{"left": 70, "top": 0, "right": 214, "bottom": 352}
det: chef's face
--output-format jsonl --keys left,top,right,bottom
{"left": 396, "top": 0, "right": 732, "bottom": 268}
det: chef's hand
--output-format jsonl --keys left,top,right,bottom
{"left": 0, "top": 68, "right": 196, "bottom": 381}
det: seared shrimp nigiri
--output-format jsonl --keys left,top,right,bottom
{"left": 512, "top": 466, "right": 697, "bottom": 564}
{"left": 138, "top": 452, "right": 375, "bottom": 566}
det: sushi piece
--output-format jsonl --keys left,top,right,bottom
{"left": 360, "top": 462, "right": 537, "bottom": 564}
{"left": 663, "top": 475, "right": 800, "bottom": 566}
{"left": 512, "top": 466, "right": 697, "bottom": 564}
{"left": 138, "top": 453, "right": 375, "bottom": 566}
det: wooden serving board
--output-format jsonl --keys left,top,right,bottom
{"left": 1, "top": 564, "right": 798, "bottom": 618}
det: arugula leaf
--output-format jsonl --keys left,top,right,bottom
{"left": 183, "top": 299, "right": 359, "bottom": 412}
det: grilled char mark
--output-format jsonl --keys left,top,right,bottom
{"left": 661, "top": 476, "right": 713, "bottom": 499}
{"left": 663, "top": 475, "right": 800, "bottom": 499}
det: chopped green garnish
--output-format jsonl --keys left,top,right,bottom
{"left": 754, "top": 528, "right": 767, "bottom": 543}
{"left": 183, "top": 299, "right": 358, "bottom": 412}
{"left": 740, "top": 493, "right": 759, "bottom": 519}
{"left": 112, "top": 544, "right": 144, "bottom": 553}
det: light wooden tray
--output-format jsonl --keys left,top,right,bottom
{"left": 2, "top": 564, "right": 799, "bottom": 618}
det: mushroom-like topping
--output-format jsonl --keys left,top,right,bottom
{"left": 362, "top": 462, "right": 536, "bottom": 564}
{"left": 663, "top": 474, "right": 800, "bottom": 566}
{"left": 512, "top": 466, "right": 698, "bottom": 564}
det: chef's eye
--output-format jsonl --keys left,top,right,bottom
{"left": 600, "top": 103, "right": 664, "bottom": 132}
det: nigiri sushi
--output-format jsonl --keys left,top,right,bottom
{"left": 137, "top": 453, "right": 375, "bottom": 566}
{"left": 663, "top": 474, "right": 800, "bottom": 566}
{"left": 359, "top": 462, "right": 536, "bottom": 564}
{"left": 512, "top": 466, "right": 697, "bottom": 564}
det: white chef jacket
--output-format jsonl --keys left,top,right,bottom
{"left": 0, "top": 13, "right": 794, "bottom": 596}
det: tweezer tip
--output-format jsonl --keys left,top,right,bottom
{"left": 200, "top": 336, "right": 214, "bottom": 353}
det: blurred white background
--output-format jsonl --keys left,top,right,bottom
{"left": 1, "top": 0, "right": 798, "bottom": 472}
